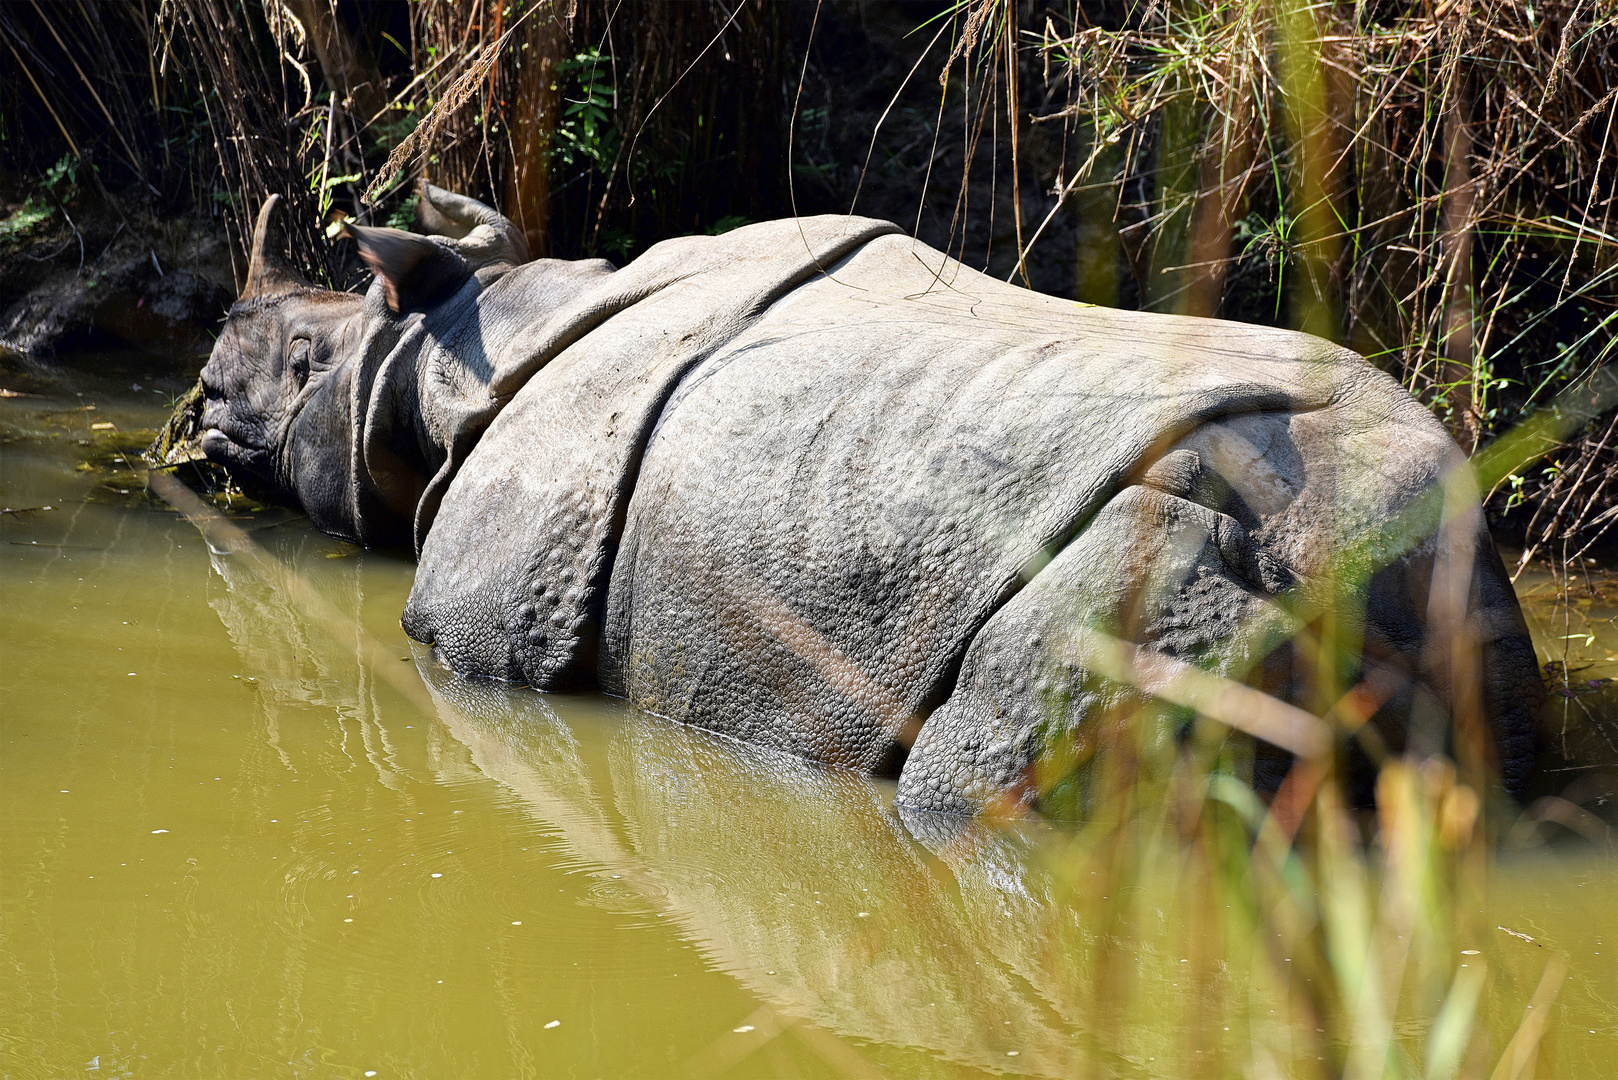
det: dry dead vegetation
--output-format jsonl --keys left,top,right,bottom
{"left": 1004, "top": 0, "right": 1618, "bottom": 581}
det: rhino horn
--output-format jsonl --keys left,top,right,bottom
{"left": 242, "top": 194, "right": 310, "bottom": 298}
{"left": 417, "top": 180, "right": 529, "bottom": 268}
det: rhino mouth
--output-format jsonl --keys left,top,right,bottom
{"left": 146, "top": 377, "right": 272, "bottom": 480}
{"left": 145, "top": 380, "right": 210, "bottom": 467}
{"left": 199, "top": 427, "right": 274, "bottom": 478}
{"left": 197, "top": 384, "right": 278, "bottom": 482}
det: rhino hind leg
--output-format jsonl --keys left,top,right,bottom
{"left": 897, "top": 486, "right": 1296, "bottom": 817}
{"left": 1470, "top": 540, "right": 1545, "bottom": 793}
{"left": 898, "top": 482, "right": 1546, "bottom": 817}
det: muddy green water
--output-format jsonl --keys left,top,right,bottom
{"left": 3, "top": 354, "right": 1617, "bottom": 1078}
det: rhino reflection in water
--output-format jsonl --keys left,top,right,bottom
{"left": 193, "top": 556, "right": 1203, "bottom": 1079}
{"left": 421, "top": 664, "right": 1130, "bottom": 1077}
{"left": 179, "top": 182, "right": 1544, "bottom": 813}
{"left": 201, "top": 527, "right": 415, "bottom": 792}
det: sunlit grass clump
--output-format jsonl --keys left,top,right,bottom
{"left": 1002, "top": 665, "right": 1556, "bottom": 1079}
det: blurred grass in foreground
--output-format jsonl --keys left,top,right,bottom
{"left": 916, "top": 4, "right": 1616, "bottom": 1074}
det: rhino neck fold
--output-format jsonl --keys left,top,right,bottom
{"left": 282, "top": 281, "right": 480, "bottom": 549}
{"left": 292, "top": 266, "right": 604, "bottom": 552}
{"left": 284, "top": 355, "right": 378, "bottom": 545}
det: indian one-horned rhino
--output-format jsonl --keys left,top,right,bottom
{"left": 182, "top": 184, "right": 1544, "bottom": 815}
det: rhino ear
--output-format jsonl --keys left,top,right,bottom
{"left": 415, "top": 182, "right": 473, "bottom": 240}
{"left": 417, "top": 180, "right": 529, "bottom": 266}
{"left": 340, "top": 221, "right": 471, "bottom": 314}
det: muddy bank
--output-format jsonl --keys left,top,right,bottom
{"left": 0, "top": 176, "right": 236, "bottom": 361}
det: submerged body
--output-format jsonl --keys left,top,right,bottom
{"left": 190, "top": 187, "right": 1543, "bottom": 814}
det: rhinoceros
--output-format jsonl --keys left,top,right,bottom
{"left": 178, "top": 183, "right": 1544, "bottom": 814}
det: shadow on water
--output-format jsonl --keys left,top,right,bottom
{"left": 1512, "top": 556, "right": 1618, "bottom": 835}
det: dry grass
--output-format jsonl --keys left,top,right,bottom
{"left": 1005, "top": 0, "right": 1618, "bottom": 578}
{"left": 383, "top": 0, "right": 790, "bottom": 259}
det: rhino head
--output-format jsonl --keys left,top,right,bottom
{"left": 188, "top": 184, "right": 533, "bottom": 545}
{"left": 196, "top": 195, "right": 363, "bottom": 497}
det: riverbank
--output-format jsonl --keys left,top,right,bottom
{"left": 0, "top": 173, "right": 234, "bottom": 360}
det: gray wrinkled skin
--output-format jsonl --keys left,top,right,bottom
{"left": 196, "top": 190, "right": 1545, "bottom": 816}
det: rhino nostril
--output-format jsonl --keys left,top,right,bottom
{"left": 199, "top": 393, "right": 229, "bottom": 432}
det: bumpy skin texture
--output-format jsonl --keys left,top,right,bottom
{"left": 402, "top": 217, "right": 898, "bottom": 686}
{"left": 199, "top": 204, "right": 1545, "bottom": 815}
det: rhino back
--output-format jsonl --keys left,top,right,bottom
{"left": 404, "top": 225, "right": 1528, "bottom": 785}
{"left": 597, "top": 235, "right": 1417, "bottom": 769}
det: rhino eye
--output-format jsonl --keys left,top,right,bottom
{"left": 288, "top": 339, "right": 312, "bottom": 388}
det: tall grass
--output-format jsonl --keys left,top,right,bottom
{"left": 149, "top": 1, "right": 785, "bottom": 270}
{"left": 393, "top": 0, "right": 792, "bottom": 259}
{"left": 999, "top": 0, "right": 1618, "bottom": 579}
